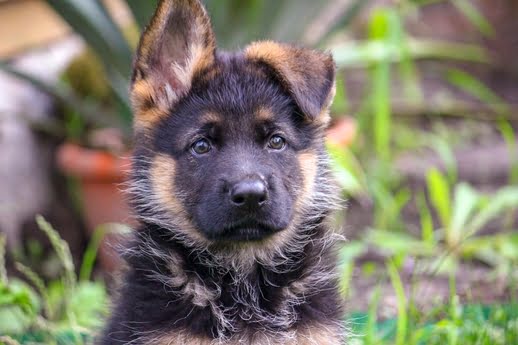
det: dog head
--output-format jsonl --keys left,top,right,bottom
{"left": 129, "top": 0, "right": 336, "bottom": 255}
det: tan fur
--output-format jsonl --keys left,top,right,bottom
{"left": 132, "top": 79, "right": 170, "bottom": 130}
{"left": 149, "top": 154, "right": 208, "bottom": 245}
{"left": 163, "top": 253, "right": 220, "bottom": 308}
{"left": 132, "top": 0, "right": 216, "bottom": 131}
{"left": 297, "top": 151, "right": 318, "bottom": 203}
{"left": 134, "top": 0, "right": 215, "bottom": 74}
{"left": 146, "top": 149, "right": 320, "bottom": 271}
{"left": 244, "top": 41, "right": 335, "bottom": 124}
{"left": 200, "top": 111, "right": 223, "bottom": 124}
{"left": 319, "top": 82, "right": 336, "bottom": 126}
{"left": 146, "top": 325, "right": 342, "bottom": 345}
{"left": 255, "top": 106, "right": 274, "bottom": 121}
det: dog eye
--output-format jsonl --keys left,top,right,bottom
{"left": 268, "top": 135, "right": 286, "bottom": 150}
{"left": 191, "top": 138, "right": 212, "bottom": 155}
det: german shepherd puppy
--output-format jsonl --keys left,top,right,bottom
{"left": 99, "top": 0, "right": 344, "bottom": 344}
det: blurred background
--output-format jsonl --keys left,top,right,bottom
{"left": 0, "top": 0, "right": 517, "bottom": 344}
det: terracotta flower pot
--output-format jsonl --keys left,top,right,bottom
{"left": 56, "top": 142, "right": 134, "bottom": 273}
{"left": 327, "top": 116, "right": 357, "bottom": 147}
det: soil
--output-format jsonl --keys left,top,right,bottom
{"left": 341, "top": 133, "right": 518, "bottom": 316}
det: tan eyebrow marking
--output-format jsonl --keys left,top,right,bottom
{"left": 200, "top": 111, "right": 222, "bottom": 124}
{"left": 255, "top": 106, "right": 275, "bottom": 121}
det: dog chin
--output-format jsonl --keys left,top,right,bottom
{"left": 205, "top": 221, "right": 286, "bottom": 242}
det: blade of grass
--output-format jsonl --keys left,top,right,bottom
{"left": 446, "top": 68, "right": 509, "bottom": 115}
{"left": 371, "top": 47, "right": 391, "bottom": 161}
{"left": 393, "top": 8, "right": 423, "bottom": 104}
{"left": 35, "top": 215, "right": 77, "bottom": 325}
{"left": 338, "top": 261, "right": 354, "bottom": 299}
{"left": 449, "top": 183, "right": 480, "bottom": 247}
{"left": 428, "top": 136, "right": 458, "bottom": 184}
{"left": 498, "top": 119, "right": 518, "bottom": 185}
{"left": 0, "top": 235, "right": 7, "bottom": 285}
{"left": 426, "top": 168, "right": 451, "bottom": 230}
{"left": 331, "top": 75, "right": 349, "bottom": 115}
{"left": 417, "top": 191, "right": 435, "bottom": 245}
{"left": 452, "top": 0, "right": 495, "bottom": 37}
{"left": 15, "top": 263, "right": 53, "bottom": 320}
{"left": 387, "top": 260, "right": 408, "bottom": 345}
{"left": 365, "top": 287, "right": 381, "bottom": 345}
{"left": 79, "top": 226, "right": 106, "bottom": 282}
{"left": 465, "top": 187, "right": 518, "bottom": 238}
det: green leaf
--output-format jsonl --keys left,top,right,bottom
{"left": 69, "top": 282, "right": 108, "bottom": 329}
{"left": 0, "top": 307, "right": 33, "bottom": 335}
{"left": 367, "top": 230, "right": 433, "bottom": 257}
{"left": 45, "top": 0, "right": 132, "bottom": 77}
{"left": 332, "top": 39, "right": 489, "bottom": 68}
{"left": 426, "top": 168, "right": 451, "bottom": 229}
{"left": 0, "top": 280, "right": 40, "bottom": 334}
{"left": 125, "top": 0, "right": 159, "bottom": 31}
{"left": 448, "top": 183, "right": 480, "bottom": 247}
{"left": 43, "top": 0, "right": 134, "bottom": 128}
{"left": 461, "top": 233, "right": 518, "bottom": 267}
{"left": 339, "top": 241, "right": 368, "bottom": 263}
{"left": 327, "top": 144, "right": 368, "bottom": 196}
{"left": 466, "top": 187, "right": 518, "bottom": 237}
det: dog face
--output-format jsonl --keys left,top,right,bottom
{"left": 129, "top": 0, "right": 335, "bottom": 248}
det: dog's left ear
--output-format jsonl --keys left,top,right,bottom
{"left": 245, "top": 41, "right": 336, "bottom": 125}
{"left": 131, "top": 0, "right": 216, "bottom": 130}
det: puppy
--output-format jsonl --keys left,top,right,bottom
{"left": 99, "top": 0, "right": 344, "bottom": 344}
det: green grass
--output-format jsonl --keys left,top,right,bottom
{"left": 1, "top": 221, "right": 517, "bottom": 345}
{"left": 0, "top": 218, "right": 108, "bottom": 345}
{"left": 349, "top": 303, "right": 518, "bottom": 345}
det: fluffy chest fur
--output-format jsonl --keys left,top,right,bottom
{"left": 104, "top": 222, "right": 344, "bottom": 345}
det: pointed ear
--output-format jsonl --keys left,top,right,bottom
{"left": 131, "top": 0, "right": 216, "bottom": 130}
{"left": 245, "top": 41, "right": 336, "bottom": 125}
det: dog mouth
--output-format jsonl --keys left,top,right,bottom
{"left": 211, "top": 219, "right": 284, "bottom": 242}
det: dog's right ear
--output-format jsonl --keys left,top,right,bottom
{"left": 131, "top": 0, "right": 216, "bottom": 130}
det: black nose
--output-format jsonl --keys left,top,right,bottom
{"left": 230, "top": 179, "right": 268, "bottom": 208}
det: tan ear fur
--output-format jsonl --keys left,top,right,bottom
{"left": 245, "top": 41, "right": 336, "bottom": 125}
{"left": 131, "top": 0, "right": 216, "bottom": 130}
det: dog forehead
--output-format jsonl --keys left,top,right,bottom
{"left": 185, "top": 56, "right": 291, "bottom": 122}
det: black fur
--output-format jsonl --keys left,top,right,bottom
{"left": 100, "top": 220, "right": 342, "bottom": 343}
{"left": 99, "top": 1, "right": 344, "bottom": 344}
